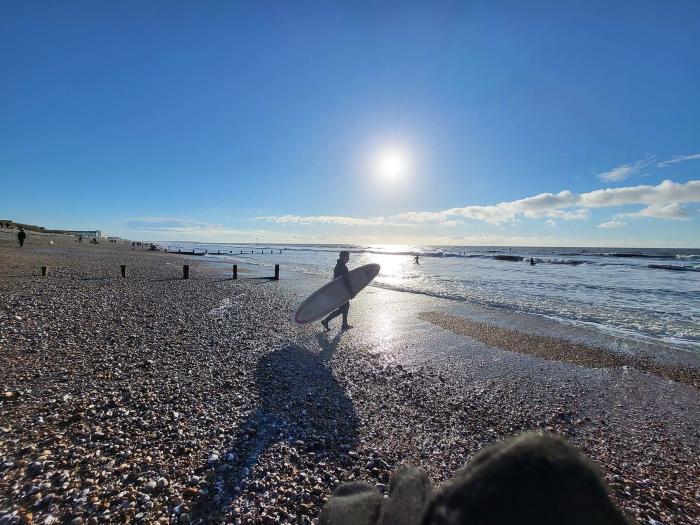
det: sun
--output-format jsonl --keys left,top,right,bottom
{"left": 376, "top": 149, "right": 408, "bottom": 183}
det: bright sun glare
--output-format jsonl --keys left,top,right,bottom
{"left": 376, "top": 150, "right": 408, "bottom": 183}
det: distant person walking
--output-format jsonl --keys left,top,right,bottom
{"left": 322, "top": 251, "right": 355, "bottom": 331}
{"left": 17, "top": 228, "right": 26, "bottom": 248}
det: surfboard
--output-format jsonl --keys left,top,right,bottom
{"left": 293, "top": 263, "right": 380, "bottom": 324}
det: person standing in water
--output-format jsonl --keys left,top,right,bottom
{"left": 17, "top": 228, "right": 26, "bottom": 248}
{"left": 322, "top": 251, "right": 355, "bottom": 331}
{"left": 414, "top": 255, "right": 420, "bottom": 264}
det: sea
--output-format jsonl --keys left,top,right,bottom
{"left": 162, "top": 242, "right": 700, "bottom": 353}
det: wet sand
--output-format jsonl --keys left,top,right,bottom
{"left": 0, "top": 237, "right": 698, "bottom": 524}
{"left": 419, "top": 311, "right": 699, "bottom": 388}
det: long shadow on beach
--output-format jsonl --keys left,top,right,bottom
{"left": 191, "top": 335, "right": 357, "bottom": 522}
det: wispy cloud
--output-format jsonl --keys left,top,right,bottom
{"left": 125, "top": 217, "right": 219, "bottom": 233}
{"left": 259, "top": 179, "right": 700, "bottom": 227}
{"left": 597, "top": 158, "right": 650, "bottom": 183}
{"left": 657, "top": 152, "right": 700, "bottom": 168}
{"left": 255, "top": 215, "right": 417, "bottom": 228}
{"left": 598, "top": 220, "right": 626, "bottom": 229}
{"left": 124, "top": 217, "right": 274, "bottom": 239}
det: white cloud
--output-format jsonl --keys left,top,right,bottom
{"left": 597, "top": 158, "right": 649, "bottom": 182}
{"left": 545, "top": 219, "right": 557, "bottom": 227}
{"left": 622, "top": 203, "right": 695, "bottom": 220}
{"left": 407, "top": 190, "right": 584, "bottom": 225}
{"left": 394, "top": 211, "right": 445, "bottom": 222}
{"left": 657, "top": 152, "right": 700, "bottom": 168}
{"left": 259, "top": 179, "right": 700, "bottom": 228}
{"left": 579, "top": 179, "right": 700, "bottom": 208}
{"left": 598, "top": 220, "right": 626, "bottom": 229}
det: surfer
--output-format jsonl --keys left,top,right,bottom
{"left": 414, "top": 255, "right": 420, "bottom": 264}
{"left": 322, "top": 251, "right": 355, "bottom": 331}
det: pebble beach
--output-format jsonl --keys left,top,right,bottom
{"left": 1, "top": 234, "right": 698, "bottom": 524}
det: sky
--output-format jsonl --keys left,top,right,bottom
{"left": 1, "top": 1, "right": 699, "bottom": 247}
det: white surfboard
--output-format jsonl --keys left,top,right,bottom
{"left": 294, "top": 263, "right": 380, "bottom": 324}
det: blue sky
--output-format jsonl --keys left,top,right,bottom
{"left": 1, "top": 1, "right": 699, "bottom": 247}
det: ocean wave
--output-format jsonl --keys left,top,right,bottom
{"left": 592, "top": 252, "right": 678, "bottom": 259}
{"left": 535, "top": 258, "right": 586, "bottom": 266}
{"left": 647, "top": 264, "right": 700, "bottom": 272}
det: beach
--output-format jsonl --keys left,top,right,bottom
{"left": 1, "top": 236, "right": 698, "bottom": 524}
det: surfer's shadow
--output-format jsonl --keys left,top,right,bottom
{"left": 316, "top": 331, "right": 344, "bottom": 361}
{"left": 191, "top": 342, "right": 359, "bottom": 521}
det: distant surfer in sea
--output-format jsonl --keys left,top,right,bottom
{"left": 322, "top": 251, "right": 355, "bottom": 331}
{"left": 414, "top": 255, "right": 420, "bottom": 264}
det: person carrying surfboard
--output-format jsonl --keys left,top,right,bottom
{"left": 321, "top": 251, "right": 355, "bottom": 331}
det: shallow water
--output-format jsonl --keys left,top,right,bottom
{"left": 163, "top": 242, "right": 700, "bottom": 353}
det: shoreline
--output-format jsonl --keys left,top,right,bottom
{"left": 166, "top": 239, "right": 700, "bottom": 356}
{"left": 419, "top": 311, "right": 699, "bottom": 388}
{"left": 1, "top": 240, "right": 698, "bottom": 524}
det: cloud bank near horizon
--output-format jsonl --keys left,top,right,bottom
{"left": 125, "top": 217, "right": 272, "bottom": 238}
{"left": 258, "top": 179, "right": 700, "bottom": 228}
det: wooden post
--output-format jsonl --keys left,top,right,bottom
{"left": 120, "top": 265, "right": 126, "bottom": 278}
{"left": 41, "top": 266, "right": 47, "bottom": 277}
{"left": 233, "top": 264, "right": 238, "bottom": 280}
{"left": 183, "top": 265, "right": 190, "bottom": 279}
{"left": 274, "top": 264, "right": 280, "bottom": 280}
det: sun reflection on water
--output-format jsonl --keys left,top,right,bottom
{"left": 360, "top": 245, "right": 419, "bottom": 287}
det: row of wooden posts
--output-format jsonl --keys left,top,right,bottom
{"left": 39, "top": 264, "right": 281, "bottom": 280}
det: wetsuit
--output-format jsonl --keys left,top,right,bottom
{"left": 323, "top": 258, "right": 353, "bottom": 326}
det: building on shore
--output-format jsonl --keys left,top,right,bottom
{"left": 65, "top": 230, "right": 105, "bottom": 238}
